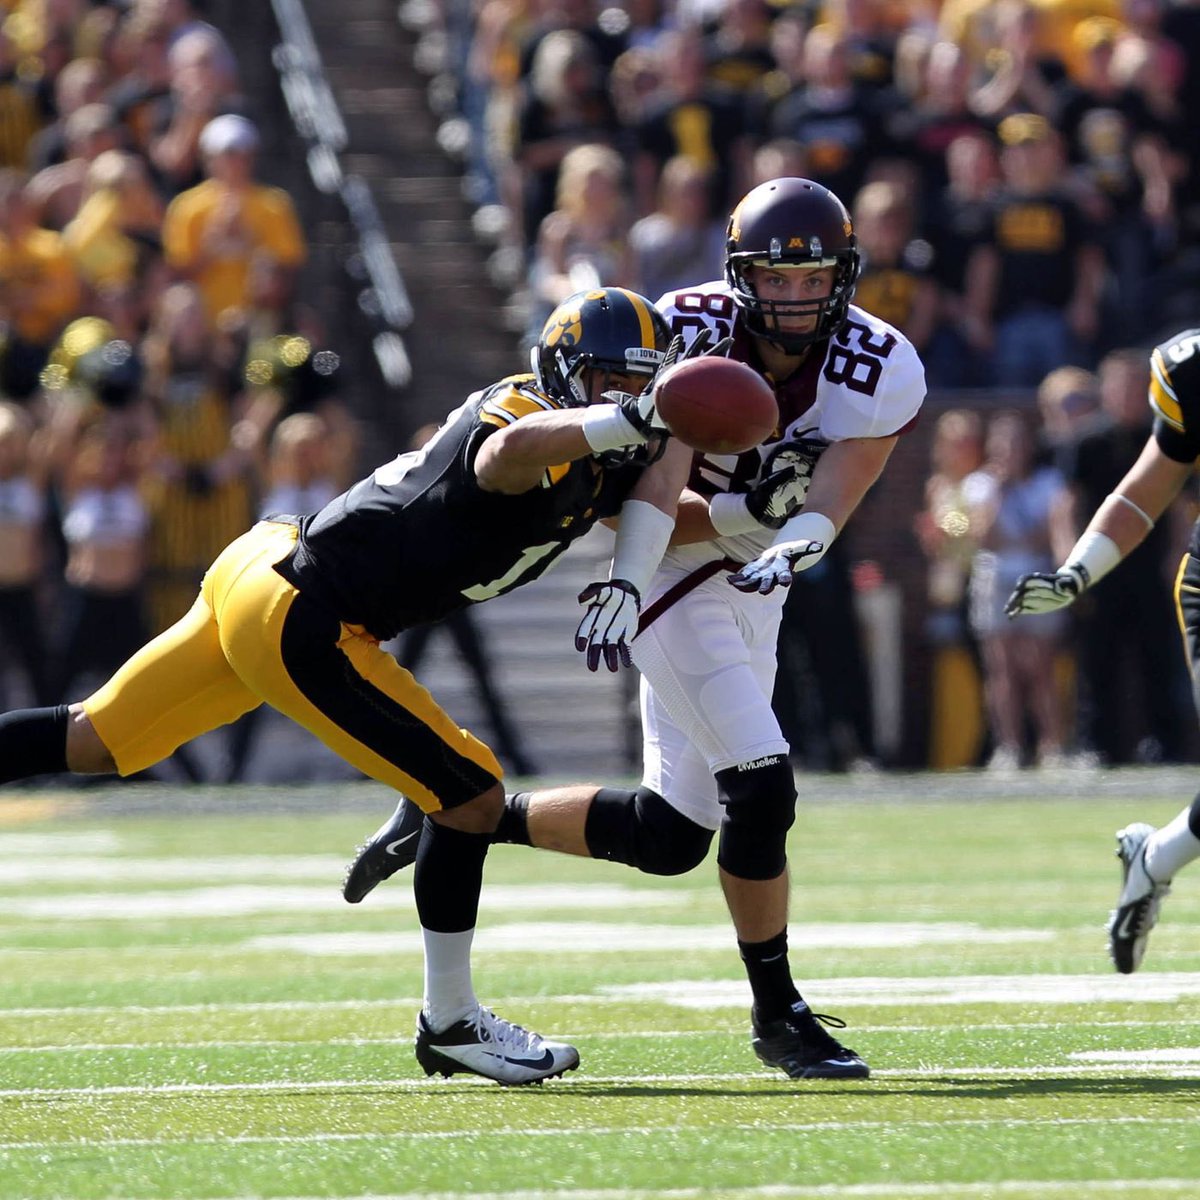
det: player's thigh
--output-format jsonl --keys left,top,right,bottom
{"left": 82, "top": 592, "right": 259, "bottom": 776}
{"left": 634, "top": 583, "right": 787, "bottom": 772}
{"left": 640, "top": 676, "right": 722, "bottom": 829}
{"left": 224, "top": 583, "right": 502, "bottom": 814}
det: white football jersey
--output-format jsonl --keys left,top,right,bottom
{"left": 655, "top": 280, "right": 926, "bottom": 569}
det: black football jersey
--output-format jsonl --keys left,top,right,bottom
{"left": 1150, "top": 329, "right": 1200, "bottom": 463}
{"left": 274, "top": 375, "right": 645, "bottom": 639}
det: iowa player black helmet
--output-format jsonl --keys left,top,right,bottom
{"left": 725, "top": 177, "right": 861, "bottom": 352}
{"left": 532, "top": 287, "right": 670, "bottom": 406}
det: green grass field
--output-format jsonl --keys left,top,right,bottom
{"left": 3, "top": 774, "right": 1200, "bottom": 1200}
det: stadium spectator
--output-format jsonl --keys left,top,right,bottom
{"left": 148, "top": 25, "right": 243, "bottom": 196}
{"left": 1058, "top": 347, "right": 1189, "bottom": 765}
{"left": 826, "top": 0, "right": 901, "bottom": 91}
{"left": 51, "top": 409, "right": 151, "bottom": 705}
{"left": 221, "top": 243, "right": 357, "bottom": 492}
{"left": 25, "top": 55, "right": 108, "bottom": 173}
{"left": 62, "top": 148, "right": 165, "bottom": 295}
{"left": 968, "top": 0, "right": 1062, "bottom": 121}
{"left": 27, "top": 101, "right": 125, "bottom": 230}
{"left": 894, "top": 40, "right": 995, "bottom": 209}
{"left": 506, "top": 28, "right": 619, "bottom": 250}
{"left": 139, "top": 281, "right": 254, "bottom": 631}
{"left": 765, "top": 23, "right": 885, "bottom": 209}
{"left": 704, "top": 0, "right": 777, "bottom": 96}
{"left": 0, "top": 169, "right": 83, "bottom": 399}
{"left": 0, "top": 28, "right": 44, "bottom": 169}
{"left": 161, "top": 114, "right": 306, "bottom": 329}
{"left": 923, "top": 129, "right": 1000, "bottom": 387}
{"left": 913, "top": 408, "right": 986, "bottom": 769}
{"left": 1035, "top": 364, "right": 1100, "bottom": 470}
{"left": 633, "top": 25, "right": 750, "bottom": 219}
{"left": 105, "top": 8, "right": 174, "bottom": 163}
{"left": 850, "top": 178, "right": 940, "bottom": 356}
{"left": 525, "top": 141, "right": 636, "bottom": 339}
{"left": 964, "top": 409, "right": 1071, "bottom": 769}
{"left": 629, "top": 155, "right": 725, "bottom": 303}
{"left": 743, "top": 10, "right": 809, "bottom": 143}
{"left": 0, "top": 401, "right": 52, "bottom": 708}
{"left": 962, "top": 112, "right": 1105, "bottom": 387}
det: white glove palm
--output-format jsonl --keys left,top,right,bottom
{"left": 728, "top": 539, "right": 827, "bottom": 594}
{"left": 1005, "top": 566, "right": 1086, "bottom": 617}
{"left": 575, "top": 579, "right": 641, "bottom": 671}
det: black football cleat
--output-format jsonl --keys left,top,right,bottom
{"left": 751, "top": 1001, "right": 870, "bottom": 1079}
{"left": 414, "top": 1006, "right": 580, "bottom": 1085}
{"left": 342, "top": 797, "right": 424, "bottom": 903}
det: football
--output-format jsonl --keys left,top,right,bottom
{"left": 654, "top": 356, "right": 779, "bottom": 455}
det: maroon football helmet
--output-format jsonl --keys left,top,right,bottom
{"left": 724, "top": 178, "right": 861, "bottom": 352}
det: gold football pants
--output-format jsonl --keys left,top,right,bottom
{"left": 82, "top": 521, "right": 503, "bottom": 811}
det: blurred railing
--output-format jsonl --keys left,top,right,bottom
{"left": 269, "top": 0, "right": 414, "bottom": 389}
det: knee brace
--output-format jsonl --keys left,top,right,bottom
{"left": 715, "top": 754, "right": 796, "bottom": 880}
{"left": 584, "top": 786, "right": 713, "bottom": 876}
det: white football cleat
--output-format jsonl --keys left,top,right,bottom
{"left": 1108, "top": 823, "right": 1172, "bottom": 974}
{"left": 414, "top": 1006, "right": 580, "bottom": 1085}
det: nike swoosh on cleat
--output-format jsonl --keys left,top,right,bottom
{"left": 385, "top": 832, "right": 420, "bottom": 855}
{"left": 1112, "top": 909, "right": 1140, "bottom": 941}
{"left": 481, "top": 1048, "right": 557, "bottom": 1071}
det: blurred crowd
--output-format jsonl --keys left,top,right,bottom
{"left": 914, "top": 351, "right": 1194, "bottom": 771}
{"left": 419, "top": 0, "right": 1200, "bottom": 769}
{"left": 4, "top": 0, "right": 1200, "bottom": 776}
{"left": 0, "top": 0, "right": 359, "bottom": 780}
{"left": 427, "top": 0, "right": 1200, "bottom": 384}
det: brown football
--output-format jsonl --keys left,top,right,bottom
{"left": 655, "top": 356, "right": 779, "bottom": 455}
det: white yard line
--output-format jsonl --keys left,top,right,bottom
{"left": 6, "top": 970, "right": 1200, "bottom": 1018}
{"left": 3, "top": 1064, "right": 1200, "bottom": 1101}
{"left": 1, "top": 1114, "right": 1198, "bottom": 1149}
{"left": 7, "top": 1018, "right": 1200, "bottom": 1052}
{"left": 201, "top": 1186, "right": 1200, "bottom": 1200}
{"left": 246, "top": 923, "right": 1052, "bottom": 954}
{"left": 0, "top": 884, "right": 690, "bottom": 919}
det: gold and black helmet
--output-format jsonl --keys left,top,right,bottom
{"left": 532, "top": 287, "right": 670, "bottom": 406}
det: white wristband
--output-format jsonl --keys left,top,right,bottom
{"left": 610, "top": 499, "right": 675, "bottom": 597}
{"left": 774, "top": 509, "right": 837, "bottom": 551}
{"left": 708, "top": 492, "right": 761, "bottom": 537}
{"left": 1061, "top": 529, "right": 1121, "bottom": 590}
{"left": 581, "top": 404, "right": 645, "bottom": 454}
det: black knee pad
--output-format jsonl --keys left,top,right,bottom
{"left": 715, "top": 753, "right": 796, "bottom": 880}
{"left": 584, "top": 786, "right": 713, "bottom": 875}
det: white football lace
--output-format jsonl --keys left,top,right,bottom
{"left": 474, "top": 1007, "right": 541, "bottom": 1055}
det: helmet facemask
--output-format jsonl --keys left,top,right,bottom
{"left": 727, "top": 251, "right": 859, "bottom": 354}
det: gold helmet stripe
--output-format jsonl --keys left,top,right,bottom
{"left": 1150, "top": 349, "right": 1185, "bottom": 431}
{"left": 614, "top": 287, "right": 657, "bottom": 350}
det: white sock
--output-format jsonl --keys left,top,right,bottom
{"left": 1145, "top": 807, "right": 1200, "bottom": 882}
{"left": 421, "top": 927, "right": 477, "bottom": 1031}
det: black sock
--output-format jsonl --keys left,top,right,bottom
{"left": 1187, "top": 793, "right": 1200, "bottom": 841}
{"left": 0, "top": 706, "right": 71, "bottom": 784}
{"left": 413, "top": 821, "right": 490, "bottom": 932}
{"left": 493, "top": 792, "right": 532, "bottom": 846}
{"left": 739, "top": 930, "right": 801, "bottom": 1023}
